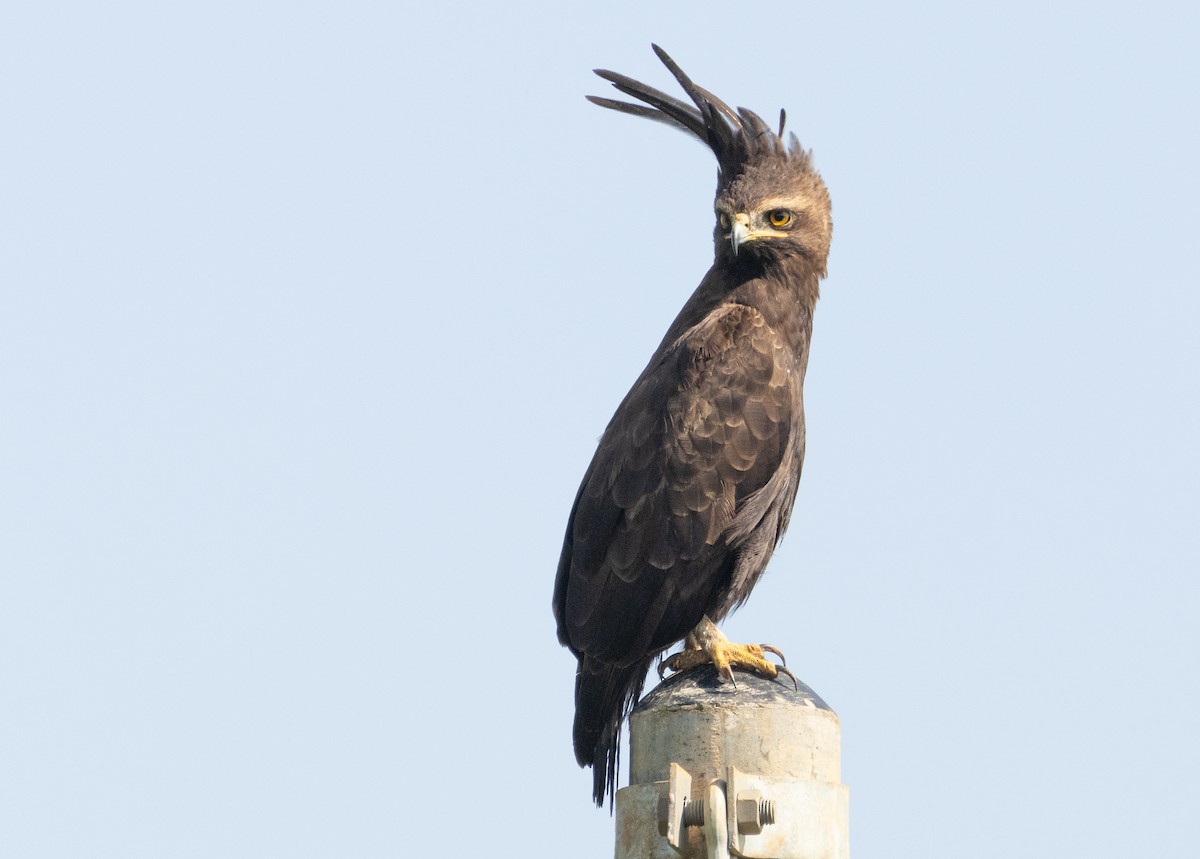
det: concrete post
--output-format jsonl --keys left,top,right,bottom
{"left": 615, "top": 666, "right": 849, "bottom": 859}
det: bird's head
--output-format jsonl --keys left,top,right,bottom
{"left": 588, "top": 44, "right": 832, "bottom": 277}
{"left": 713, "top": 156, "right": 832, "bottom": 272}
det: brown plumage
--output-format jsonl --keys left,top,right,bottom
{"left": 552, "top": 45, "right": 833, "bottom": 807}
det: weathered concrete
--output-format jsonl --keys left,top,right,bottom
{"left": 615, "top": 666, "right": 849, "bottom": 859}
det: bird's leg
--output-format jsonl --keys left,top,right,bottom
{"left": 658, "top": 615, "right": 796, "bottom": 688}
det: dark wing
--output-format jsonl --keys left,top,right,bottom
{"left": 554, "top": 299, "right": 797, "bottom": 667}
{"left": 553, "top": 299, "right": 800, "bottom": 804}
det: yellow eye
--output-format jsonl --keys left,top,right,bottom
{"left": 718, "top": 212, "right": 731, "bottom": 229}
{"left": 767, "top": 210, "right": 792, "bottom": 228}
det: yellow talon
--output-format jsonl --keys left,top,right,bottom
{"left": 658, "top": 616, "right": 797, "bottom": 689}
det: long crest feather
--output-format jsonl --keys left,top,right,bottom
{"left": 587, "top": 44, "right": 803, "bottom": 179}
{"left": 584, "top": 96, "right": 699, "bottom": 138}
{"left": 590, "top": 68, "right": 707, "bottom": 141}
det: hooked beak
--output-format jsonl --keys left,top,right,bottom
{"left": 729, "top": 212, "right": 752, "bottom": 256}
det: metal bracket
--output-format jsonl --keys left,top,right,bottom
{"left": 660, "top": 762, "right": 692, "bottom": 852}
{"left": 726, "top": 765, "right": 849, "bottom": 859}
{"left": 654, "top": 763, "right": 849, "bottom": 859}
{"left": 704, "top": 779, "right": 730, "bottom": 859}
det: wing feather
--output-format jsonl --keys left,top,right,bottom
{"left": 554, "top": 300, "right": 796, "bottom": 666}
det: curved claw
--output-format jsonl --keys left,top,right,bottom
{"left": 658, "top": 648, "right": 701, "bottom": 679}
{"left": 774, "top": 663, "right": 800, "bottom": 691}
{"left": 760, "top": 644, "right": 787, "bottom": 668}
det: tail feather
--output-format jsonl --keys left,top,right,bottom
{"left": 572, "top": 655, "right": 652, "bottom": 808}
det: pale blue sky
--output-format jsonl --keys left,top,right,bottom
{"left": 2, "top": 2, "right": 1198, "bottom": 856}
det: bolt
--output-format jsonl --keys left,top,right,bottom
{"left": 735, "top": 790, "right": 777, "bottom": 835}
{"left": 681, "top": 792, "right": 777, "bottom": 834}
{"left": 681, "top": 798, "right": 705, "bottom": 828}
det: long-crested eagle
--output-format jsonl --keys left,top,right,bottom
{"left": 553, "top": 46, "right": 833, "bottom": 807}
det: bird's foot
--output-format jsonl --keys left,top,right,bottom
{"left": 658, "top": 617, "right": 797, "bottom": 689}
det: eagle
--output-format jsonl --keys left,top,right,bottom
{"left": 552, "top": 45, "right": 833, "bottom": 807}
